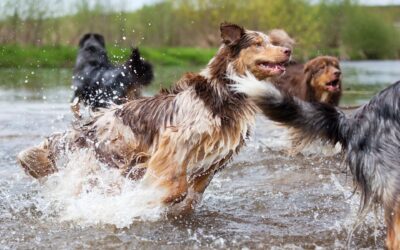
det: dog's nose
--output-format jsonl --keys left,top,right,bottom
{"left": 283, "top": 48, "right": 291, "bottom": 57}
{"left": 334, "top": 71, "right": 341, "bottom": 77}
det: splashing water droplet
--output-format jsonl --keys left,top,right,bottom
{"left": 35, "top": 150, "right": 166, "bottom": 227}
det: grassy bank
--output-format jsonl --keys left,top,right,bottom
{"left": 0, "top": 45, "right": 217, "bottom": 68}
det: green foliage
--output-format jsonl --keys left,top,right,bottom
{"left": 0, "top": 0, "right": 399, "bottom": 61}
{"left": 0, "top": 45, "right": 76, "bottom": 68}
{"left": 341, "top": 6, "right": 400, "bottom": 59}
{"left": 108, "top": 47, "right": 216, "bottom": 67}
{"left": 0, "top": 45, "right": 216, "bottom": 68}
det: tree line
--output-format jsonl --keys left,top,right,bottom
{"left": 0, "top": 0, "right": 399, "bottom": 60}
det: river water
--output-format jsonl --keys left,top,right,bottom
{"left": 1, "top": 61, "right": 399, "bottom": 249}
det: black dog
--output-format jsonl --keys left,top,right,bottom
{"left": 71, "top": 33, "right": 153, "bottom": 115}
{"left": 230, "top": 73, "right": 400, "bottom": 249}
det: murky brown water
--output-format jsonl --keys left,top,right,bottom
{"left": 2, "top": 61, "right": 400, "bottom": 249}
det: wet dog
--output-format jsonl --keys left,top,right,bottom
{"left": 230, "top": 72, "right": 400, "bottom": 249}
{"left": 71, "top": 33, "right": 153, "bottom": 116}
{"left": 17, "top": 23, "right": 291, "bottom": 215}
{"left": 274, "top": 56, "right": 342, "bottom": 106}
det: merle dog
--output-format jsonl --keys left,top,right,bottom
{"left": 231, "top": 72, "right": 400, "bottom": 249}
{"left": 71, "top": 33, "right": 153, "bottom": 116}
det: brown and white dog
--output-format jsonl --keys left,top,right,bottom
{"left": 17, "top": 23, "right": 291, "bottom": 214}
{"left": 274, "top": 56, "right": 342, "bottom": 106}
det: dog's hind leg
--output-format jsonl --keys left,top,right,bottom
{"left": 386, "top": 204, "right": 400, "bottom": 250}
{"left": 17, "top": 138, "right": 58, "bottom": 179}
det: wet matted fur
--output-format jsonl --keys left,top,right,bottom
{"left": 17, "top": 23, "right": 291, "bottom": 215}
{"left": 71, "top": 33, "right": 154, "bottom": 116}
{"left": 231, "top": 72, "right": 400, "bottom": 249}
{"left": 274, "top": 56, "right": 342, "bottom": 106}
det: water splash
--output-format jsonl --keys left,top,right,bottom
{"left": 36, "top": 149, "right": 166, "bottom": 228}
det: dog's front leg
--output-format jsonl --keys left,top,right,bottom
{"left": 141, "top": 134, "right": 189, "bottom": 206}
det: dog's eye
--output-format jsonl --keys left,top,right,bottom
{"left": 255, "top": 42, "right": 263, "bottom": 47}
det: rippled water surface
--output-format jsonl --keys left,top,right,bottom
{"left": 1, "top": 61, "right": 399, "bottom": 249}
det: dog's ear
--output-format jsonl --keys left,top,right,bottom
{"left": 304, "top": 61, "right": 311, "bottom": 74}
{"left": 220, "top": 22, "right": 245, "bottom": 46}
{"left": 93, "top": 34, "right": 106, "bottom": 47}
{"left": 78, "top": 33, "right": 92, "bottom": 47}
{"left": 303, "top": 59, "right": 321, "bottom": 88}
{"left": 304, "top": 59, "right": 318, "bottom": 74}
{"left": 268, "top": 29, "right": 295, "bottom": 50}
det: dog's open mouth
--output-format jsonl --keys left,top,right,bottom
{"left": 257, "top": 61, "right": 286, "bottom": 74}
{"left": 325, "top": 79, "right": 340, "bottom": 91}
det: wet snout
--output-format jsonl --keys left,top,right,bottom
{"left": 332, "top": 68, "right": 341, "bottom": 79}
{"left": 283, "top": 47, "right": 292, "bottom": 57}
{"left": 85, "top": 45, "right": 99, "bottom": 52}
{"left": 265, "top": 45, "right": 291, "bottom": 63}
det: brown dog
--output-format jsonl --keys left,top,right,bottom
{"left": 17, "top": 23, "right": 291, "bottom": 215}
{"left": 274, "top": 56, "right": 342, "bottom": 106}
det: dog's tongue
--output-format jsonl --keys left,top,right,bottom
{"left": 275, "top": 64, "right": 285, "bottom": 71}
{"left": 327, "top": 85, "right": 339, "bottom": 91}
{"left": 326, "top": 80, "right": 340, "bottom": 91}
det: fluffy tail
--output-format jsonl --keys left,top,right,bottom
{"left": 126, "top": 47, "right": 154, "bottom": 86}
{"left": 230, "top": 72, "right": 350, "bottom": 148}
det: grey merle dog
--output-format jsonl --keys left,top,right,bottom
{"left": 71, "top": 33, "right": 153, "bottom": 116}
{"left": 230, "top": 72, "right": 400, "bottom": 249}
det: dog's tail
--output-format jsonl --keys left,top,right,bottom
{"left": 126, "top": 48, "right": 154, "bottom": 86}
{"left": 230, "top": 72, "right": 350, "bottom": 148}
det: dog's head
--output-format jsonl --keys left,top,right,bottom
{"left": 79, "top": 33, "right": 105, "bottom": 48}
{"left": 76, "top": 33, "right": 108, "bottom": 66}
{"left": 268, "top": 29, "right": 295, "bottom": 51}
{"left": 304, "top": 56, "right": 341, "bottom": 93}
{"left": 220, "top": 23, "right": 291, "bottom": 80}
